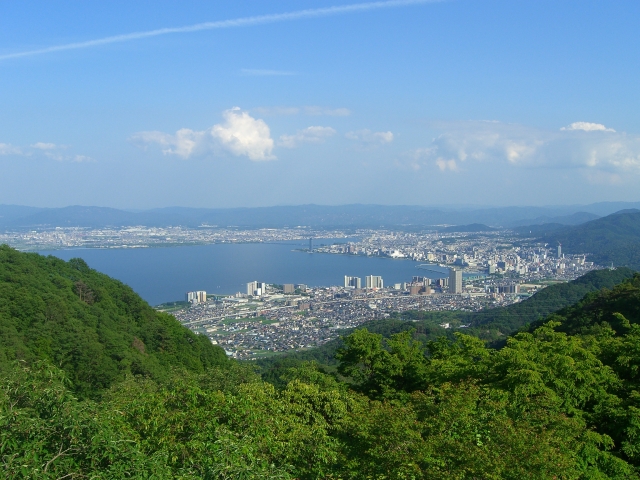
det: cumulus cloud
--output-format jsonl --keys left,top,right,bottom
{"left": 345, "top": 129, "right": 394, "bottom": 144}
{"left": 561, "top": 122, "right": 616, "bottom": 132}
{"left": 278, "top": 126, "right": 336, "bottom": 148}
{"left": 131, "top": 107, "right": 275, "bottom": 161}
{"left": 32, "top": 143, "right": 95, "bottom": 162}
{"left": 0, "top": 141, "right": 92, "bottom": 161}
{"left": 71, "top": 155, "right": 94, "bottom": 163}
{"left": 436, "top": 158, "right": 458, "bottom": 171}
{"left": 0, "top": 143, "right": 22, "bottom": 155}
{"left": 31, "top": 142, "right": 59, "bottom": 150}
{"left": 407, "top": 120, "right": 640, "bottom": 176}
{"left": 253, "top": 106, "right": 351, "bottom": 116}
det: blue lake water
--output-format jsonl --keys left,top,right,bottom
{"left": 41, "top": 240, "right": 452, "bottom": 306}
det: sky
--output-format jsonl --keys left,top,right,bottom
{"left": 1, "top": 0, "right": 639, "bottom": 209}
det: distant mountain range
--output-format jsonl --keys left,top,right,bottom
{"left": 2, "top": 201, "right": 640, "bottom": 230}
{"left": 439, "top": 223, "right": 497, "bottom": 233}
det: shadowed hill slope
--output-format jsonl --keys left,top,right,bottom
{"left": 0, "top": 245, "right": 228, "bottom": 397}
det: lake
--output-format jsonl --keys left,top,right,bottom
{"left": 41, "top": 240, "right": 453, "bottom": 305}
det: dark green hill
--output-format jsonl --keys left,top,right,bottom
{"left": 5, "top": 250, "right": 640, "bottom": 477}
{"left": 0, "top": 245, "right": 227, "bottom": 396}
{"left": 530, "top": 273, "right": 640, "bottom": 336}
{"left": 536, "top": 209, "right": 640, "bottom": 269}
{"left": 464, "top": 266, "right": 637, "bottom": 335}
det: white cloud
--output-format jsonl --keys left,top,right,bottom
{"left": 345, "top": 129, "right": 394, "bottom": 144}
{"left": 561, "top": 122, "right": 616, "bottom": 132}
{"left": 131, "top": 107, "right": 275, "bottom": 161}
{"left": 211, "top": 108, "right": 275, "bottom": 161}
{"left": 0, "top": 143, "right": 22, "bottom": 155}
{"left": 40, "top": 151, "right": 95, "bottom": 162}
{"left": 279, "top": 126, "right": 336, "bottom": 148}
{"left": 436, "top": 159, "right": 458, "bottom": 171}
{"left": 1, "top": 141, "right": 91, "bottom": 162}
{"left": 240, "top": 69, "right": 296, "bottom": 76}
{"left": 137, "top": 129, "right": 209, "bottom": 159}
{"left": 0, "top": 0, "right": 442, "bottom": 61}
{"left": 408, "top": 120, "right": 640, "bottom": 176}
{"left": 31, "top": 142, "right": 59, "bottom": 150}
{"left": 72, "top": 155, "right": 95, "bottom": 163}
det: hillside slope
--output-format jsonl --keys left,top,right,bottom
{"left": 537, "top": 210, "right": 640, "bottom": 269}
{"left": 4, "top": 255, "right": 640, "bottom": 477}
{"left": 258, "top": 267, "right": 637, "bottom": 376}
{"left": 0, "top": 245, "right": 227, "bottom": 396}
{"left": 466, "top": 267, "right": 637, "bottom": 334}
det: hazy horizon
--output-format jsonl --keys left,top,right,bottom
{"left": 3, "top": 200, "right": 640, "bottom": 211}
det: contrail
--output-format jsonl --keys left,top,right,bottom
{"left": 0, "top": 0, "right": 442, "bottom": 61}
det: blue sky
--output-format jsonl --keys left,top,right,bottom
{"left": 1, "top": 0, "right": 639, "bottom": 208}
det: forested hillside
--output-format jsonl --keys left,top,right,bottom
{"left": 0, "top": 245, "right": 228, "bottom": 397}
{"left": 5, "top": 246, "right": 640, "bottom": 477}
{"left": 536, "top": 209, "right": 640, "bottom": 269}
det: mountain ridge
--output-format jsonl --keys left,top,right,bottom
{"left": 3, "top": 201, "right": 640, "bottom": 229}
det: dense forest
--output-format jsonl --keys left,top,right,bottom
{"left": 0, "top": 245, "right": 228, "bottom": 397}
{"left": 4, "top": 246, "right": 640, "bottom": 478}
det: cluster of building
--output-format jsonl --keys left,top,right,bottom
{"left": 344, "top": 275, "right": 384, "bottom": 289}
{"left": 171, "top": 281, "right": 497, "bottom": 358}
{"left": 1, "top": 226, "right": 347, "bottom": 251}
{"left": 185, "top": 291, "right": 207, "bottom": 303}
{"left": 170, "top": 248, "right": 593, "bottom": 358}
{"left": 341, "top": 269, "right": 462, "bottom": 295}
{"left": 315, "top": 230, "right": 593, "bottom": 284}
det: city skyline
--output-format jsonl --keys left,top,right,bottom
{"left": 2, "top": 1, "right": 640, "bottom": 208}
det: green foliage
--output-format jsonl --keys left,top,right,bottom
{"left": 0, "top": 245, "right": 228, "bottom": 397}
{"left": 6, "top": 246, "right": 640, "bottom": 477}
{"left": 336, "top": 329, "right": 428, "bottom": 399}
{"left": 0, "top": 361, "right": 169, "bottom": 478}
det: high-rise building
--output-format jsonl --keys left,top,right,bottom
{"left": 185, "top": 291, "right": 206, "bottom": 303}
{"left": 557, "top": 244, "right": 562, "bottom": 258}
{"left": 283, "top": 284, "right": 295, "bottom": 294}
{"left": 449, "top": 268, "right": 463, "bottom": 294}
{"left": 411, "top": 276, "right": 431, "bottom": 288}
{"left": 344, "top": 276, "right": 361, "bottom": 288}
{"left": 365, "top": 275, "right": 383, "bottom": 289}
{"left": 246, "top": 281, "right": 257, "bottom": 296}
